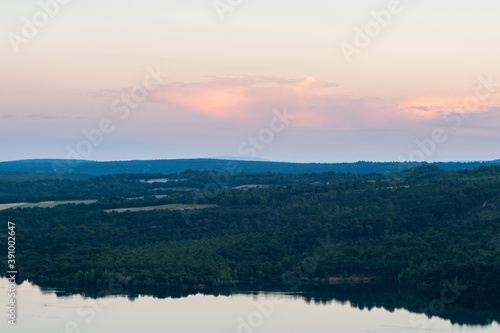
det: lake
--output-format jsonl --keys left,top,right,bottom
{"left": 2, "top": 278, "right": 499, "bottom": 333}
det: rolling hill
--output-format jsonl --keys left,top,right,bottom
{"left": 1, "top": 158, "right": 500, "bottom": 175}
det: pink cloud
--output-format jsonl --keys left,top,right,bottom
{"left": 90, "top": 76, "right": 500, "bottom": 137}
{"left": 146, "top": 76, "right": 441, "bottom": 132}
{"left": 149, "top": 76, "right": 338, "bottom": 121}
{"left": 397, "top": 94, "right": 500, "bottom": 120}
{"left": 153, "top": 85, "right": 251, "bottom": 119}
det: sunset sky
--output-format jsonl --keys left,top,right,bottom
{"left": 1, "top": 0, "right": 500, "bottom": 163}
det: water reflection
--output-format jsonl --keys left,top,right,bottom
{"left": 28, "top": 281, "right": 500, "bottom": 326}
{"left": 2, "top": 279, "right": 499, "bottom": 333}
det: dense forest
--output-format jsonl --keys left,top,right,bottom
{"left": 1, "top": 158, "right": 500, "bottom": 175}
{"left": 0, "top": 168, "right": 394, "bottom": 203}
{"left": 1, "top": 165, "right": 499, "bottom": 313}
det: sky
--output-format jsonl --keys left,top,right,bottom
{"left": 1, "top": 0, "right": 500, "bottom": 163}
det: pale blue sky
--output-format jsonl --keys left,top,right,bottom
{"left": 1, "top": 0, "right": 499, "bottom": 162}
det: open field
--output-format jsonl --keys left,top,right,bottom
{"left": 0, "top": 203, "right": 27, "bottom": 210}
{"left": 158, "top": 187, "right": 200, "bottom": 192}
{"left": 104, "top": 204, "right": 216, "bottom": 213}
{"left": 127, "top": 194, "right": 172, "bottom": 200}
{"left": 0, "top": 200, "right": 97, "bottom": 211}
{"left": 140, "top": 178, "right": 186, "bottom": 183}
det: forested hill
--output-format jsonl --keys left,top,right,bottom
{"left": 0, "top": 164, "right": 499, "bottom": 314}
{"left": 1, "top": 158, "right": 500, "bottom": 175}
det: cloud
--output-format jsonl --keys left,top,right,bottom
{"left": 204, "top": 76, "right": 338, "bottom": 89}
{"left": 409, "top": 106, "right": 432, "bottom": 112}
{"left": 446, "top": 106, "right": 500, "bottom": 131}
{"left": 142, "top": 75, "right": 444, "bottom": 134}
{"left": 1, "top": 114, "right": 15, "bottom": 119}
{"left": 85, "top": 76, "right": 500, "bottom": 140}
{"left": 149, "top": 75, "right": 339, "bottom": 120}
{"left": 147, "top": 75, "right": 427, "bottom": 134}
{"left": 26, "top": 114, "right": 65, "bottom": 120}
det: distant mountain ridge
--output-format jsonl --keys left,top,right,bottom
{"left": 210, "top": 156, "right": 270, "bottom": 162}
{"left": 1, "top": 158, "right": 500, "bottom": 175}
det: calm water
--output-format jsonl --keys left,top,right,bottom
{"left": 2, "top": 279, "right": 499, "bottom": 333}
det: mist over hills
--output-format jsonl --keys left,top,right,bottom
{"left": 1, "top": 158, "right": 500, "bottom": 175}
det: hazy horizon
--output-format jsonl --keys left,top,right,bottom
{"left": 0, "top": 156, "right": 499, "bottom": 164}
